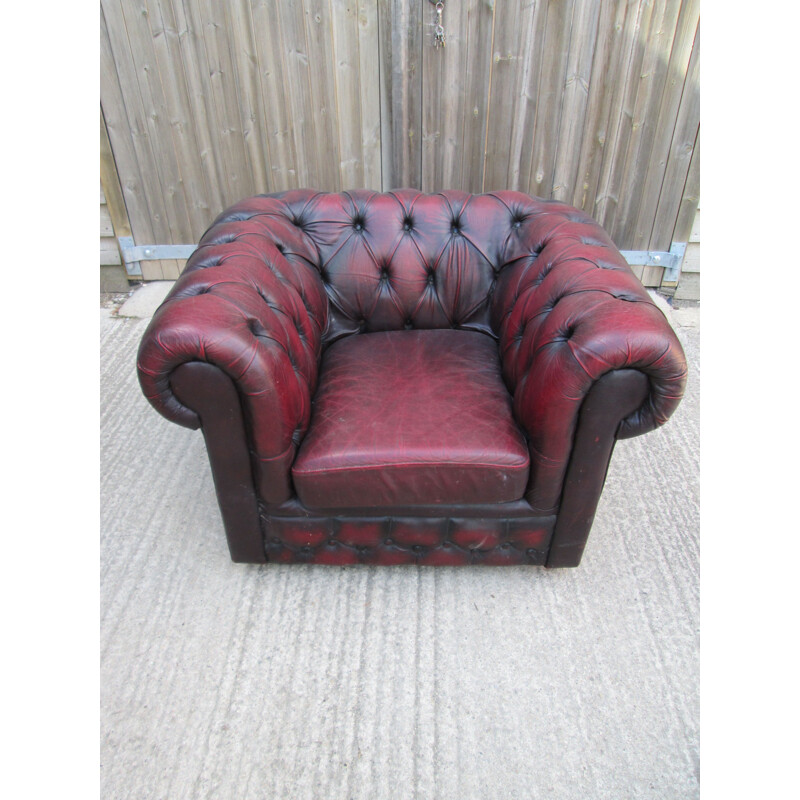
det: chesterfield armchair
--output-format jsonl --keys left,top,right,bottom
{"left": 137, "top": 190, "right": 686, "bottom": 568}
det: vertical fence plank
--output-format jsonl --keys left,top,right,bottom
{"left": 109, "top": 0, "right": 194, "bottom": 263}
{"left": 305, "top": 0, "right": 343, "bottom": 191}
{"left": 100, "top": 108, "right": 133, "bottom": 241}
{"left": 379, "top": 0, "right": 423, "bottom": 189}
{"left": 331, "top": 0, "right": 366, "bottom": 189}
{"left": 571, "top": 1, "right": 630, "bottom": 215}
{"left": 101, "top": 7, "right": 154, "bottom": 247}
{"left": 457, "top": 0, "right": 496, "bottom": 193}
{"left": 420, "top": 0, "right": 475, "bottom": 192}
{"left": 278, "top": 0, "right": 320, "bottom": 188}
{"left": 165, "top": 0, "right": 226, "bottom": 215}
{"left": 526, "top": 0, "right": 576, "bottom": 199}
{"left": 612, "top": 0, "right": 682, "bottom": 247}
{"left": 669, "top": 126, "right": 699, "bottom": 246}
{"left": 594, "top": 0, "right": 655, "bottom": 236}
{"left": 551, "top": 0, "right": 601, "bottom": 203}
{"left": 250, "top": 0, "right": 299, "bottom": 192}
{"left": 192, "top": 0, "right": 257, "bottom": 203}
{"left": 356, "top": 0, "right": 382, "bottom": 190}
{"left": 499, "top": 0, "right": 549, "bottom": 192}
{"left": 652, "top": 22, "right": 700, "bottom": 250}
{"left": 631, "top": 0, "right": 700, "bottom": 249}
{"left": 147, "top": 0, "right": 214, "bottom": 240}
{"left": 227, "top": 0, "right": 274, "bottom": 196}
{"left": 101, "top": 0, "right": 177, "bottom": 277}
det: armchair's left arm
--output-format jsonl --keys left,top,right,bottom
{"left": 490, "top": 201, "right": 688, "bottom": 517}
{"left": 137, "top": 218, "right": 329, "bottom": 506}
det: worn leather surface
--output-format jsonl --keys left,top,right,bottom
{"left": 261, "top": 513, "right": 554, "bottom": 566}
{"left": 137, "top": 189, "right": 687, "bottom": 527}
{"left": 292, "top": 329, "right": 529, "bottom": 507}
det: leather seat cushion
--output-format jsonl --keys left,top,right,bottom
{"left": 292, "top": 329, "right": 530, "bottom": 508}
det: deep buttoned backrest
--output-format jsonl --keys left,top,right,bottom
{"left": 205, "top": 188, "right": 627, "bottom": 350}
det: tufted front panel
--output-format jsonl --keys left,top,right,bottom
{"left": 261, "top": 513, "right": 554, "bottom": 566}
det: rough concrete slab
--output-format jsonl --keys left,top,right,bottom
{"left": 100, "top": 264, "right": 131, "bottom": 293}
{"left": 101, "top": 303, "right": 700, "bottom": 799}
{"left": 675, "top": 272, "right": 700, "bottom": 302}
{"left": 672, "top": 307, "right": 700, "bottom": 328}
{"left": 117, "top": 280, "right": 175, "bottom": 318}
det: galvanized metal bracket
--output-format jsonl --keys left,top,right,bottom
{"left": 621, "top": 242, "right": 687, "bottom": 283}
{"left": 118, "top": 237, "right": 198, "bottom": 278}
{"left": 118, "top": 236, "right": 141, "bottom": 278}
{"left": 120, "top": 238, "right": 688, "bottom": 284}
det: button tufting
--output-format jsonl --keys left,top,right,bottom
{"left": 138, "top": 189, "right": 688, "bottom": 569}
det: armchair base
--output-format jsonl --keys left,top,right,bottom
{"left": 171, "top": 361, "right": 647, "bottom": 568}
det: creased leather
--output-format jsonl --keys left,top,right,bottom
{"left": 137, "top": 189, "right": 687, "bottom": 515}
{"left": 261, "top": 513, "right": 554, "bottom": 565}
{"left": 291, "top": 329, "right": 529, "bottom": 507}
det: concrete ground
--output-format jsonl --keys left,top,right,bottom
{"left": 101, "top": 283, "right": 699, "bottom": 800}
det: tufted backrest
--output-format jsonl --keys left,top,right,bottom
{"left": 207, "top": 189, "right": 611, "bottom": 345}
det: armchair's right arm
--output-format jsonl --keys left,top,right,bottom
{"left": 137, "top": 207, "right": 329, "bottom": 505}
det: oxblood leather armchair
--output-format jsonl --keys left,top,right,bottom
{"left": 137, "top": 190, "right": 687, "bottom": 568}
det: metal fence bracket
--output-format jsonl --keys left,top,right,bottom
{"left": 118, "top": 236, "right": 141, "bottom": 278}
{"left": 119, "top": 238, "right": 688, "bottom": 285}
{"left": 621, "top": 242, "right": 687, "bottom": 283}
{"left": 118, "top": 238, "right": 198, "bottom": 278}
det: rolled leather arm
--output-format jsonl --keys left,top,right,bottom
{"left": 490, "top": 202, "right": 687, "bottom": 513}
{"left": 137, "top": 217, "right": 329, "bottom": 503}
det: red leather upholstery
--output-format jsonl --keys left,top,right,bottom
{"left": 291, "top": 329, "right": 529, "bottom": 507}
{"left": 263, "top": 514, "right": 554, "bottom": 565}
{"left": 137, "top": 189, "right": 687, "bottom": 566}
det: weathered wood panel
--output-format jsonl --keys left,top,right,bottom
{"left": 102, "top": 0, "right": 700, "bottom": 274}
{"left": 379, "top": 0, "right": 423, "bottom": 189}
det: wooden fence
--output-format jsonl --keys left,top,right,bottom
{"left": 100, "top": 0, "right": 699, "bottom": 282}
